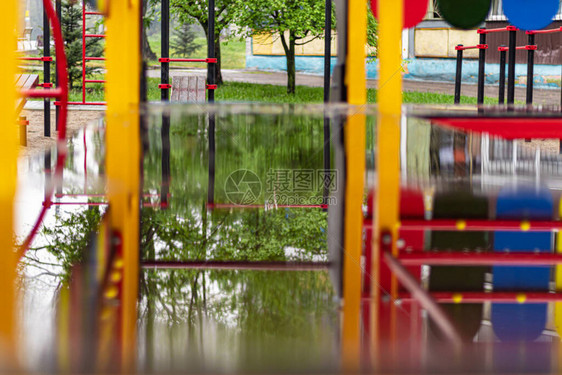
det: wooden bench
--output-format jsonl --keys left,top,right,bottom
{"left": 16, "top": 74, "right": 39, "bottom": 146}
{"left": 170, "top": 75, "right": 206, "bottom": 102}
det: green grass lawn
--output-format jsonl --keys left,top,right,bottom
{"left": 26, "top": 68, "right": 500, "bottom": 105}
{"left": 31, "top": 77, "right": 501, "bottom": 105}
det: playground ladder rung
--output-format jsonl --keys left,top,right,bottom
{"left": 84, "top": 57, "right": 106, "bottom": 61}
{"left": 85, "top": 79, "right": 106, "bottom": 83}
{"left": 84, "top": 34, "right": 106, "bottom": 38}
{"left": 85, "top": 11, "right": 103, "bottom": 15}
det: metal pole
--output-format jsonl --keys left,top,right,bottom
{"left": 526, "top": 33, "right": 535, "bottom": 105}
{"left": 499, "top": 46, "right": 506, "bottom": 104}
{"left": 477, "top": 31, "right": 486, "bottom": 105}
{"left": 507, "top": 28, "right": 517, "bottom": 105}
{"left": 43, "top": 3, "right": 51, "bottom": 137}
{"left": 161, "top": 0, "right": 169, "bottom": 102}
{"left": 55, "top": 0, "right": 61, "bottom": 130}
{"left": 82, "top": 2, "right": 86, "bottom": 104}
{"left": 207, "top": 0, "right": 216, "bottom": 205}
{"left": 323, "top": 0, "right": 332, "bottom": 208}
{"left": 454, "top": 45, "right": 463, "bottom": 104}
{"left": 161, "top": 0, "right": 171, "bottom": 209}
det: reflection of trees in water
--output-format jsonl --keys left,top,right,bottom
{"left": 25, "top": 110, "right": 337, "bottom": 371}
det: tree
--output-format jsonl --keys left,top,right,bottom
{"left": 57, "top": 1, "right": 104, "bottom": 89}
{"left": 232, "top": 0, "right": 333, "bottom": 95}
{"left": 143, "top": 0, "right": 158, "bottom": 61}
{"left": 234, "top": 1, "right": 378, "bottom": 95}
{"left": 171, "top": 24, "right": 202, "bottom": 58}
{"left": 170, "top": 0, "right": 236, "bottom": 85}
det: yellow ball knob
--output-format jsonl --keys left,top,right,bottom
{"left": 452, "top": 293, "right": 463, "bottom": 304}
{"left": 520, "top": 221, "right": 531, "bottom": 232}
{"left": 516, "top": 293, "right": 527, "bottom": 304}
{"left": 456, "top": 220, "right": 467, "bottom": 231}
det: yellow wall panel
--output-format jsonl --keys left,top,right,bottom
{"left": 414, "top": 28, "right": 448, "bottom": 57}
{"left": 448, "top": 29, "right": 480, "bottom": 58}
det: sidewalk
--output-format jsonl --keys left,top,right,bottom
{"left": 148, "top": 68, "right": 562, "bottom": 106}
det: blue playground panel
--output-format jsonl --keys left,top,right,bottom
{"left": 492, "top": 187, "right": 553, "bottom": 342}
{"left": 503, "top": 0, "right": 560, "bottom": 31}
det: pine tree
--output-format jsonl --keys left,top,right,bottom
{"left": 170, "top": 23, "right": 202, "bottom": 58}
{"left": 58, "top": 0, "right": 104, "bottom": 90}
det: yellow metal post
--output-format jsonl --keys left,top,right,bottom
{"left": 105, "top": 0, "right": 141, "bottom": 370}
{"left": 372, "top": 0, "right": 403, "bottom": 366}
{"left": 0, "top": 0, "right": 19, "bottom": 367}
{"left": 341, "top": 0, "right": 366, "bottom": 371}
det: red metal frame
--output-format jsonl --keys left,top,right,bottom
{"left": 498, "top": 45, "right": 537, "bottom": 51}
{"left": 398, "top": 252, "right": 562, "bottom": 266}
{"left": 158, "top": 57, "right": 217, "bottom": 63}
{"left": 398, "top": 292, "right": 562, "bottom": 303}
{"left": 478, "top": 26, "right": 518, "bottom": 34}
{"left": 455, "top": 44, "right": 488, "bottom": 51}
{"left": 364, "top": 218, "right": 562, "bottom": 231}
{"left": 19, "top": 0, "right": 69, "bottom": 257}
{"left": 527, "top": 27, "right": 562, "bottom": 35}
{"left": 76, "top": 2, "right": 106, "bottom": 106}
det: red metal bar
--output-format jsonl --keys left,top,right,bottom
{"left": 82, "top": 2, "right": 86, "bottom": 104}
{"left": 46, "top": 201, "right": 108, "bottom": 206}
{"left": 141, "top": 260, "right": 331, "bottom": 271}
{"left": 455, "top": 44, "right": 488, "bottom": 51}
{"left": 55, "top": 101, "right": 106, "bottom": 106}
{"left": 19, "top": 0, "right": 69, "bottom": 258}
{"left": 207, "top": 203, "right": 328, "bottom": 209}
{"left": 84, "top": 34, "right": 106, "bottom": 38}
{"left": 398, "top": 292, "right": 562, "bottom": 303}
{"left": 364, "top": 219, "right": 562, "bottom": 231}
{"left": 398, "top": 252, "right": 562, "bottom": 266}
{"left": 478, "top": 26, "right": 517, "bottom": 34}
{"left": 158, "top": 83, "right": 171, "bottom": 89}
{"left": 158, "top": 57, "right": 218, "bottom": 63}
{"left": 85, "top": 11, "right": 103, "bottom": 15}
{"left": 85, "top": 79, "right": 106, "bottom": 83}
{"left": 527, "top": 27, "right": 562, "bottom": 35}
{"left": 498, "top": 45, "right": 537, "bottom": 51}
{"left": 19, "top": 56, "right": 53, "bottom": 62}
{"left": 84, "top": 57, "right": 106, "bottom": 61}
{"left": 21, "top": 88, "right": 63, "bottom": 98}
{"left": 56, "top": 193, "right": 106, "bottom": 198}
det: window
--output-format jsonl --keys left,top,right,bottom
{"left": 424, "top": 0, "right": 441, "bottom": 20}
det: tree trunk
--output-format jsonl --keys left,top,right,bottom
{"left": 280, "top": 31, "right": 296, "bottom": 94}
{"left": 214, "top": 37, "right": 223, "bottom": 85}
{"left": 142, "top": 0, "right": 157, "bottom": 61}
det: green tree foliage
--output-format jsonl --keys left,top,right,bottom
{"left": 59, "top": 0, "right": 104, "bottom": 89}
{"left": 171, "top": 24, "right": 202, "bottom": 58}
{"left": 232, "top": 0, "right": 332, "bottom": 95}
{"left": 170, "top": 0, "right": 237, "bottom": 85}
{"left": 233, "top": 0, "right": 378, "bottom": 94}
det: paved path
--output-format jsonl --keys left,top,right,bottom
{"left": 148, "top": 68, "right": 562, "bottom": 106}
